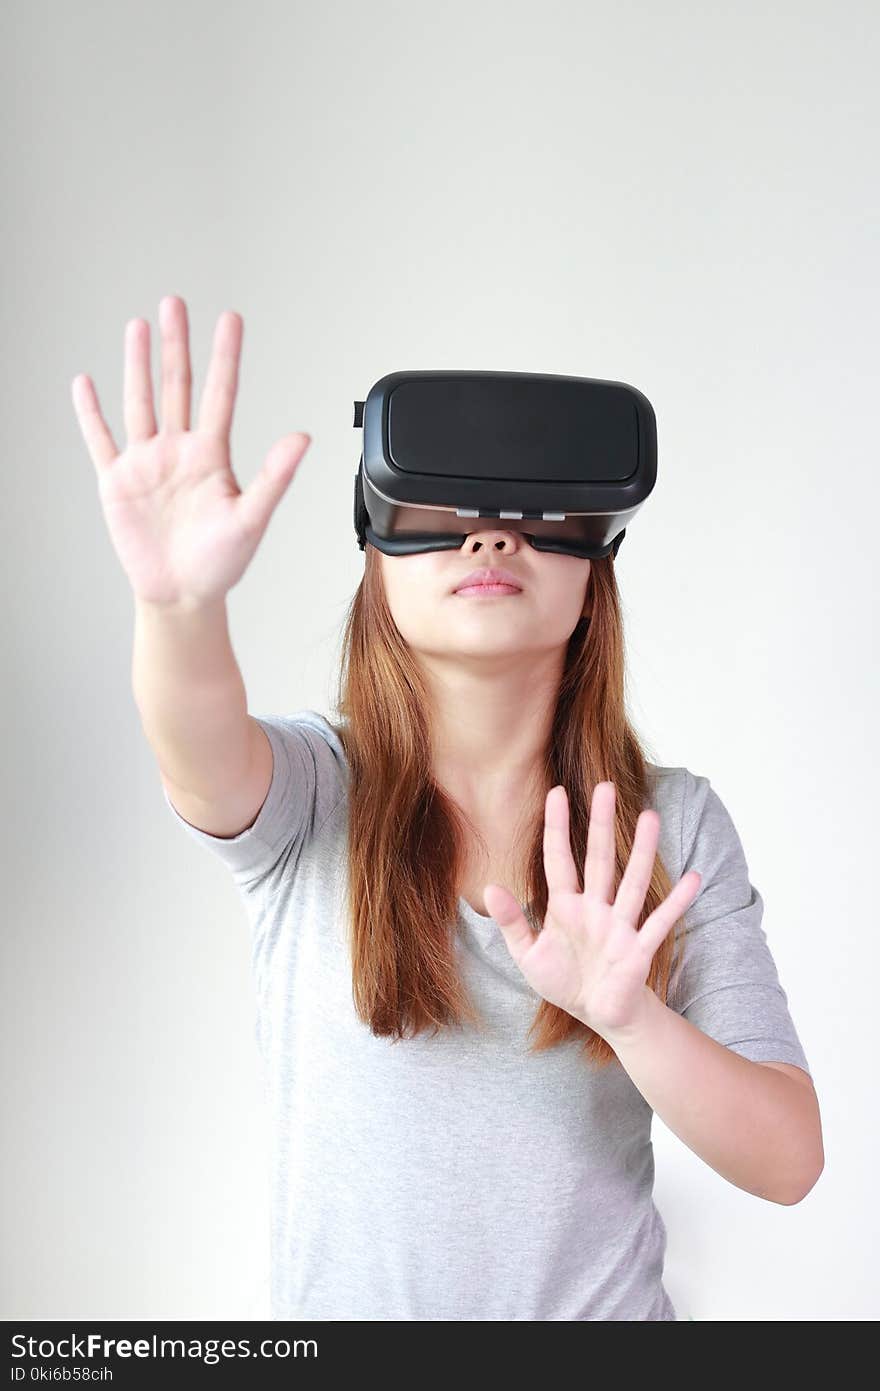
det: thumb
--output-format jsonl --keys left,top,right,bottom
{"left": 237, "top": 433, "right": 311, "bottom": 536}
{"left": 482, "top": 884, "right": 539, "bottom": 965}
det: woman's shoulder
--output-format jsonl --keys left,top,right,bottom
{"left": 645, "top": 760, "right": 748, "bottom": 876}
{"left": 644, "top": 760, "right": 687, "bottom": 799}
{"left": 274, "top": 708, "right": 347, "bottom": 755}
{"left": 645, "top": 761, "right": 708, "bottom": 800}
{"left": 644, "top": 760, "right": 709, "bottom": 831}
{"left": 254, "top": 708, "right": 350, "bottom": 796}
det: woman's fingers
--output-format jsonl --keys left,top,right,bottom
{"left": 542, "top": 785, "right": 581, "bottom": 897}
{"left": 72, "top": 374, "right": 120, "bottom": 474}
{"left": 482, "top": 883, "right": 538, "bottom": 964}
{"left": 158, "top": 296, "right": 192, "bottom": 434}
{"left": 197, "top": 309, "right": 243, "bottom": 438}
{"left": 635, "top": 870, "right": 702, "bottom": 959}
{"left": 123, "top": 318, "right": 157, "bottom": 443}
{"left": 237, "top": 433, "right": 311, "bottom": 536}
{"left": 613, "top": 809, "right": 661, "bottom": 925}
{"left": 583, "top": 781, "right": 617, "bottom": 903}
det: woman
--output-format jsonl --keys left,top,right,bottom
{"left": 74, "top": 296, "right": 823, "bottom": 1321}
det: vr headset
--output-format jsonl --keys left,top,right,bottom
{"left": 352, "top": 370, "right": 657, "bottom": 561}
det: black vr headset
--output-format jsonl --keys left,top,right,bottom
{"left": 352, "top": 370, "right": 657, "bottom": 561}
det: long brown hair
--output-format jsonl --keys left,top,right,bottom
{"left": 330, "top": 543, "right": 684, "bottom": 1068}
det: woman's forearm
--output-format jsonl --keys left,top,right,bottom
{"left": 131, "top": 595, "right": 251, "bottom": 796}
{"left": 600, "top": 986, "right": 824, "bottom": 1204}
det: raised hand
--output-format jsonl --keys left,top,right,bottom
{"left": 71, "top": 295, "right": 311, "bottom": 606}
{"left": 483, "top": 782, "right": 702, "bottom": 1039}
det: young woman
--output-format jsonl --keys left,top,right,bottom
{"left": 73, "top": 296, "right": 823, "bottom": 1322}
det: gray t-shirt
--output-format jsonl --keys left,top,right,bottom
{"left": 162, "top": 709, "right": 811, "bottom": 1321}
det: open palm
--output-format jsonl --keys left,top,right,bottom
{"left": 483, "top": 782, "right": 702, "bottom": 1039}
{"left": 72, "top": 296, "right": 311, "bottom": 606}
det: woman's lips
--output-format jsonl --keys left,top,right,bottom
{"left": 452, "top": 566, "right": 523, "bottom": 592}
{"left": 455, "top": 583, "right": 522, "bottom": 596}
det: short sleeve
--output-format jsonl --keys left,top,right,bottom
{"left": 667, "top": 769, "right": 812, "bottom": 1080}
{"left": 161, "top": 709, "right": 347, "bottom": 890}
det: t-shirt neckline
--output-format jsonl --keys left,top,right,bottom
{"left": 457, "top": 894, "right": 538, "bottom": 929}
{"left": 457, "top": 894, "right": 495, "bottom": 925}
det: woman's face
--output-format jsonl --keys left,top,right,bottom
{"left": 377, "top": 528, "right": 591, "bottom": 662}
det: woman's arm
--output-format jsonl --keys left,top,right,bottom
{"left": 603, "top": 985, "right": 824, "bottom": 1204}
{"left": 486, "top": 779, "right": 823, "bottom": 1204}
